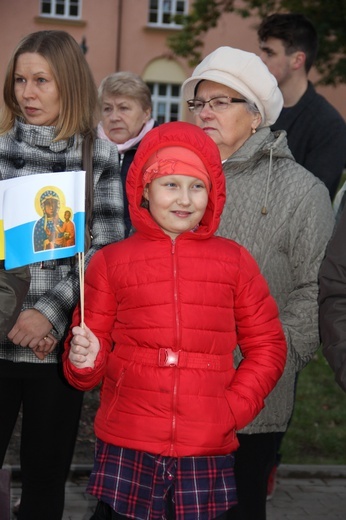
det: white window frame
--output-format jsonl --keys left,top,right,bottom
{"left": 147, "top": 82, "right": 182, "bottom": 124}
{"left": 40, "top": 0, "right": 81, "bottom": 19}
{"left": 148, "top": 0, "right": 188, "bottom": 28}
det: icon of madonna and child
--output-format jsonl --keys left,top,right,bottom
{"left": 33, "top": 188, "right": 76, "bottom": 252}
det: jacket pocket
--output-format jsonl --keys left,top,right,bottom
{"left": 105, "top": 369, "right": 126, "bottom": 420}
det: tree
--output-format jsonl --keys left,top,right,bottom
{"left": 167, "top": 0, "right": 346, "bottom": 85}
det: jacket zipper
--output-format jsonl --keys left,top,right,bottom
{"left": 172, "top": 240, "right": 180, "bottom": 347}
{"left": 170, "top": 239, "right": 179, "bottom": 455}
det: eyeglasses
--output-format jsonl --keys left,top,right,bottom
{"left": 187, "top": 96, "right": 247, "bottom": 114}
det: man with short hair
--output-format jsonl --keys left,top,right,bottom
{"left": 258, "top": 13, "right": 346, "bottom": 200}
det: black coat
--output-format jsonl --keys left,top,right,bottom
{"left": 319, "top": 206, "right": 346, "bottom": 392}
{"left": 271, "top": 82, "right": 346, "bottom": 200}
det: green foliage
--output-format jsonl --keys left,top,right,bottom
{"left": 281, "top": 348, "right": 346, "bottom": 464}
{"left": 169, "top": 0, "right": 234, "bottom": 63}
{"left": 168, "top": 0, "right": 346, "bottom": 85}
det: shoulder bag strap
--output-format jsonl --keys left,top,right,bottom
{"left": 82, "top": 133, "right": 95, "bottom": 252}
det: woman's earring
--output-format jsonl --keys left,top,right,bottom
{"left": 252, "top": 127, "right": 257, "bottom": 134}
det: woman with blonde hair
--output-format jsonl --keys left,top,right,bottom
{"left": 0, "top": 30, "right": 124, "bottom": 520}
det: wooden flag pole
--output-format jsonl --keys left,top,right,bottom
{"left": 78, "top": 251, "right": 85, "bottom": 328}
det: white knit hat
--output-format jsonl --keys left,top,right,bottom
{"left": 181, "top": 46, "right": 283, "bottom": 127}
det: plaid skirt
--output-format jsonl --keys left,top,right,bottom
{"left": 87, "top": 439, "right": 237, "bottom": 520}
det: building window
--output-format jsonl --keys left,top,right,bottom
{"left": 147, "top": 83, "right": 181, "bottom": 124}
{"left": 40, "top": 0, "right": 80, "bottom": 19}
{"left": 148, "top": 0, "right": 187, "bottom": 27}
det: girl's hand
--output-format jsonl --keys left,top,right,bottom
{"left": 68, "top": 324, "right": 100, "bottom": 369}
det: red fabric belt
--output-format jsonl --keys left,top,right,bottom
{"left": 115, "top": 345, "right": 233, "bottom": 371}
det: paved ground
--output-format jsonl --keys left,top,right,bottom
{"left": 266, "top": 465, "right": 346, "bottom": 520}
{"left": 7, "top": 464, "right": 346, "bottom": 520}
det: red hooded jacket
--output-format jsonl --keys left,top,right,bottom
{"left": 63, "top": 122, "right": 286, "bottom": 457}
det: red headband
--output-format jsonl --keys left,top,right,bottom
{"left": 142, "top": 146, "right": 211, "bottom": 191}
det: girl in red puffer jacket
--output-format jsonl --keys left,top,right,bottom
{"left": 63, "top": 121, "right": 286, "bottom": 520}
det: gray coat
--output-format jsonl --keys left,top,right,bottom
{"left": 0, "top": 120, "right": 125, "bottom": 363}
{"left": 218, "top": 127, "right": 334, "bottom": 433}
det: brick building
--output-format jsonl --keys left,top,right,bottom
{"left": 0, "top": 0, "right": 345, "bottom": 124}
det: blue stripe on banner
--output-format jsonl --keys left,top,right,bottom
{"left": 4, "top": 211, "right": 85, "bottom": 269}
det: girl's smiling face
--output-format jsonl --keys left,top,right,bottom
{"left": 143, "top": 174, "right": 209, "bottom": 240}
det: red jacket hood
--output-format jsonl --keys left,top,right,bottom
{"left": 126, "top": 121, "right": 226, "bottom": 240}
